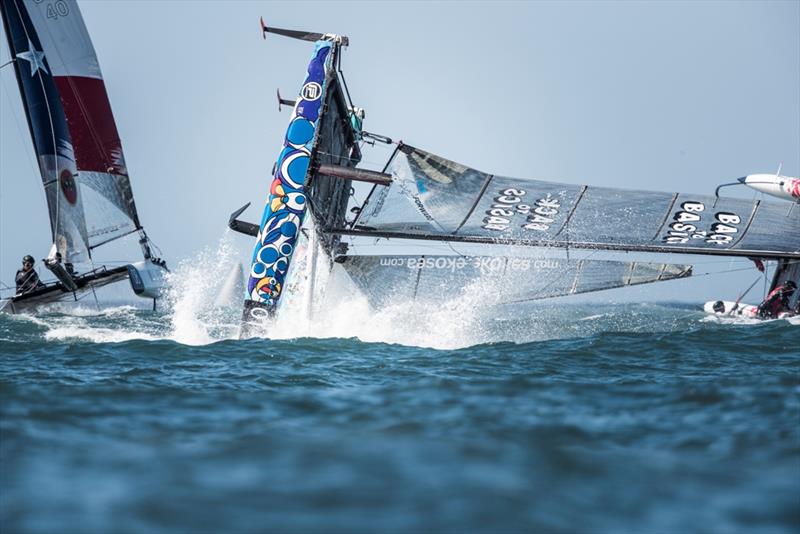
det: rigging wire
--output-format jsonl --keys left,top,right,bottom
{"left": 0, "top": 67, "right": 41, "bottom": 190}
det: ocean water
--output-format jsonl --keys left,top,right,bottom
{"left": 0, "top": 300, "right": 798, "bottom": 533}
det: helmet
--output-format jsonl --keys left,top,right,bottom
{"left": 785, "top": 280, "right": 797, "bottom": 290}
{"left": 22, "top": 255, "right": 34, "bottom": 264}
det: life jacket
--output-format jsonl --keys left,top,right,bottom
{"left": 758, "top": 285, "right": 794, "bottom": 318}
{"left": 15, "top": 268, "right": 41, "bottom": 294}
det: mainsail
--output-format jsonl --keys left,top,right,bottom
{"left": 1, "top": 0, "right": 141, "bottom": 261}
{"left": 347, "top": 145, "right": 800, "bottom": 260}
{"left": 340, "top": 255, "right": 692, "bottom": 308}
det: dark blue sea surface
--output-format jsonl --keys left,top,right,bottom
{"left": 0, "top": 304, "right": 798, "bottom": 533}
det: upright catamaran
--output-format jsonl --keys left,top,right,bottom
{"left": 0, "top": 0, "right": 167, "bottom": 313}
{"left": 230, "top": 23, "right": 799, "bottom": 333}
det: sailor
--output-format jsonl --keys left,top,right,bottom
{"left": 15, "top": 255, "right": 43, "bottom": 295}
{"left": 756, "top": 280, "right": 797, "bottom": 319}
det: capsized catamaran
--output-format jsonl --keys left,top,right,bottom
{"left": 340, "top": 144, "right": 798, "bottom": 317}
{"left": 229, "top": 23, "right": 799, "bottom": 334}
{"left": 0, "top": 0, "right": 167, "bottom": 313}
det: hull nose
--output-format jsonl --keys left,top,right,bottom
{"left": 739, "top": 173, "right": 799, "bottom": 202}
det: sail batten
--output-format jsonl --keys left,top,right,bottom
{"left": 354, "top": 145, "right": 800, "bottom": 260}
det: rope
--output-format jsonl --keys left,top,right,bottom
{"left": 0, "top": 57, "right": 42, "bottom": 190}
{"left": 730, "top": 275, "right": 762, "bottom": 313}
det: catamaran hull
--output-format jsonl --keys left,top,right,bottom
{"left": 240, "top": 300, "right": 274, "bottom": 338}
{"left": 0, "top": 265, "right": 129, "bottom": 315}
{"left": 703, "top": 300, "right": 795, "bottom": 319}
{"left": 127, "top": 260, "right": 168, "bottom": 299}
{"left": 703, "top": 300, "right": 759, "bottom": 317}
{"left": 739, "top": 175, "right": 800, "bottom": 203}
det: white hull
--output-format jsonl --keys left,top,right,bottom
{"left": 704, "top": 300, "right": 795, "bottom": 319}
{"left": 704, "top": 300, "right": 759, "bottom": 317}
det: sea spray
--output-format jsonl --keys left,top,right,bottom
{"left": 23, "top": 229, "right": 797, "bottom": 348}
{"left": 163, "top": 231, "right": 243, "bottom": 345}
{"left": 269, "top": 247, "right": 493, "bottom": 349}
{"left": 255, "top": 227, "right": 580, "bottom": 348}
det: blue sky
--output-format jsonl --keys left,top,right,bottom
{"left": 1, "top": 0, "right": 798, "bottom": 302}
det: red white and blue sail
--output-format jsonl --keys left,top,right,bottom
{"left": 1, "top": 0, "right": 141, "bottom": 263}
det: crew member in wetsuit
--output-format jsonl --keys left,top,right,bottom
{"left": 15, "top": 255, "right": 43, "bottom": 295}
{"left": 756, "top": 280, "right": 797, "bottom": 319}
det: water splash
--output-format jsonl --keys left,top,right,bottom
{"left": 23, "top": 228, "right": 798, "bottom": 348}
{"left": 39, "top": 306, "right": 157, "bottom": 343}
{"left": 163, "top": 231, "right": 243, "bottom": 345}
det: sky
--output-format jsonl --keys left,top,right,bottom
{"left": 1, "top": 0, "right": 798, "bottom": 303}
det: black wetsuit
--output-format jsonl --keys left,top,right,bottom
{"left": 15, "top": 268, "right": 42, "bottom": 295}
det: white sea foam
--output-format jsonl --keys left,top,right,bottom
{"left": 34, "top": 232, "right": 246, "bottom": 346}
{"left": 162, "top": 231, "right": 243, "bottom": 345}
{"left": 39, "top": 304, "right": 159, "bottom": 343}
{"left": 264, "top": 239, "right": 494, "bottom": 349}
{"left": 44, "top": 325, "right": 159, "bottom": 343}
{"left": 54, "top": 304, "right": 139, "bottom": 318}
{"left": 164, "top": 227, "right": 602, "bottom": 349}
{"left": 32, "top": 227, "right": 798, "bottom": 348}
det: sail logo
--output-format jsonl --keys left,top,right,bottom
{"left": 59, "top": 170, "right": 77, "bottom": 205}
{"left": 482, "top": 188, "right": 531, "bottom": 231}
{"left": 482, "top": 188, "right": 562, "bottom": 232}
{"left": 523, "top": 195, "right": 561, "bottom": 232}
{"left": 383, "top": 256, "right": 557, "bottom": 274}
{"left": 663, "top": 201, "right": 741, "bottom": 245}
{"left": 396, "top": 175, "right": 435, "bottom": 222}
{"left": 16, "top": 39, "right": 49, "bottom": 77}
{"left": 301, "top": 82, "right": 322, "bottom": 101}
